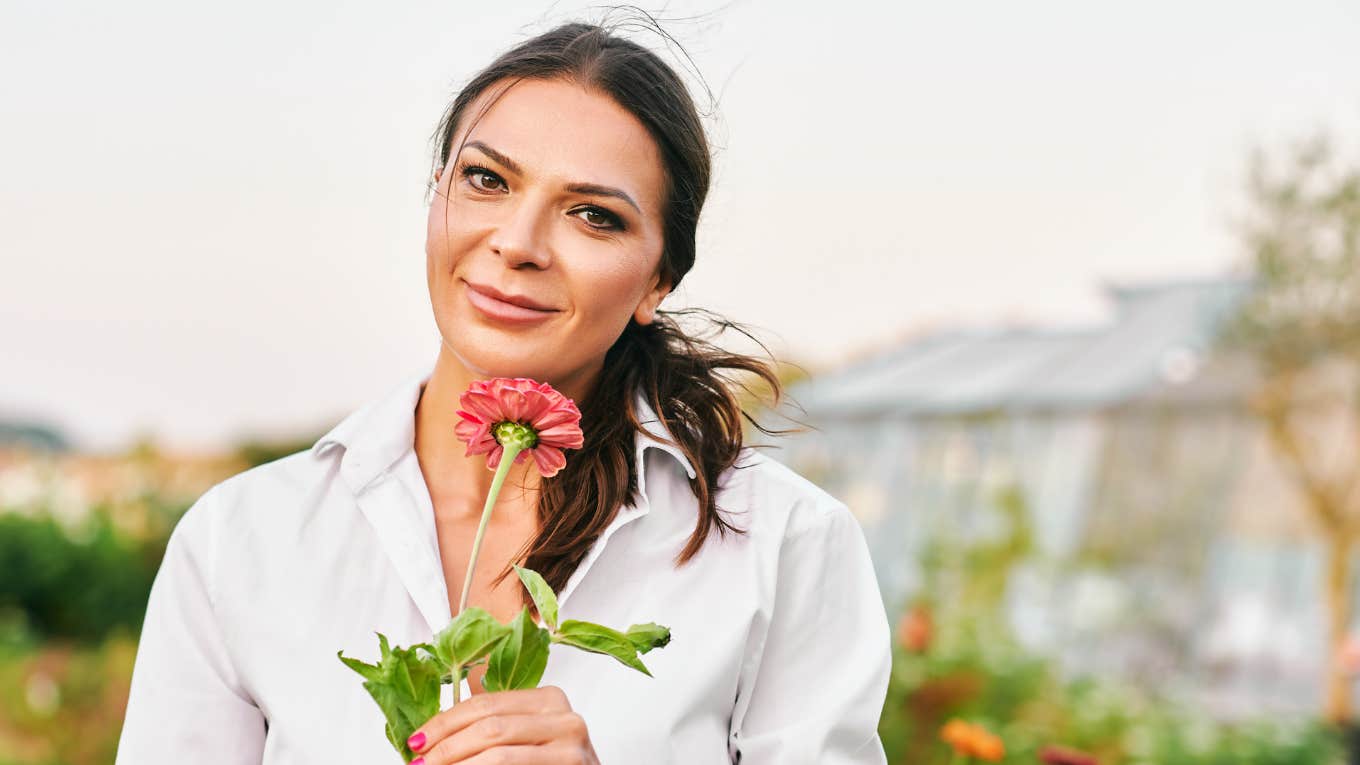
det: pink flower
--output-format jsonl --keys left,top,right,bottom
{"left": 454, "top": 377, "right": 584, "bottom": 478}
{"left": 1040, "top": 745, "right": 1099, "bottom": 765}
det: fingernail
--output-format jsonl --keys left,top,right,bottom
{"left": 411, "top": 759, "right": 424, "bottom": 765}
{"left": 408, "top": 731, "right": 426, "bottom": 750}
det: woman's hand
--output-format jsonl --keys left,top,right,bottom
{"left": 406, "top": 686, "right": 600, "bottom": 765}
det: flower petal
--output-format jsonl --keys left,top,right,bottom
{"left": 453, "top": 377, "right": 585, "bottom": 472}
{"left": 535, "top": 423, "right": 585, "bottom": 449}
{"left": 463, "top": 434, "right": 496, "bottom": 457}
{"left": 519, "top": 389, "right": 553, "bottom": 421}
{"left": 455, "top": 412, "right": 488, "bottom": 438}
{"left": 530, "top": 446, "right": 567, "bottom": 477}
{"left": 530, "top": 406, "right": 578, "bottom": 432}
{"left": 505, "top": 388, "right": 530, "bottom": 423}
{"left": 461, "top": 390, "right": 504, "bottom": 422}
{"left": 484, "top": 444, "right": 504, "bottom": 470}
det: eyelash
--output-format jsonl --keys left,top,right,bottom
{"left": 454, "top": 161, "right": 627, "bottom": 232}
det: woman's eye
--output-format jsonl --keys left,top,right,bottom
{"left": 573, "top": 207, "right": 622, "bottom": 230}
{"left": 464, "top": 167, "right": 505, "bottom": 193}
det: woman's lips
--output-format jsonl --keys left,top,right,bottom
{"left": 464, "top": 282, "right": 559, "bottom": 324}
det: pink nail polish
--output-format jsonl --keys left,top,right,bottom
{"left": 408, "top": 731, "right": 426, "bottom": 750}
{"left": 410, "top": 759, "right": 424, "bottom": 765}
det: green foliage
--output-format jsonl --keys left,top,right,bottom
{"left": 0, "top": 510, "right": 166, "bottom": 644}
{"left": 338, "top": 564, "right": 668, "bottom": 760}
{"left": 880, "top": 611, "right": 1343, "bottom": 765}
{"left": 337, "top": 633, "right": 442, "bottom": 763}
{"left": 553, "top": 620, "right": 652, "bottom": 676}
{"left": 1220, "top": 132, "right": 1360, "bottom": 368}
{"left": 482, "top": 607, "right": 551, "bottom": 692}
{"left": 513, "top": 565, "right": 558, "bottom": 630}
{"left": 1133, "top": 712, "right": 1341, "bottom": 765}
{"left": 623, "top": 622, "right": 671, "bottom": 654}
{"left": 879, "top": 479, "right": 1344, "bottom": 764}
{"left": 429, "top": 607, "right": 510, "bottom": 674}
{"left": 0, "top": 632, "right": 140, "bottom": 765}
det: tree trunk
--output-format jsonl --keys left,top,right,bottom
{"left": 1325, "top": 532, "right": 1355, "bottom": 723}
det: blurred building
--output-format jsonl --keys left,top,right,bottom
{"left": 0, "top": 418, "right": 69, "bottom": 452}
{"left": 0, "top": 442, "right": 245, "bottom": 542}
{"left": 768, "top": 278, "right": 1334, "bottom": 718}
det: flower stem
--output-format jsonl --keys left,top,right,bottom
{"left": 450, "top": 442, "right": 524, "bottom": 706}
{"left": 457, "top": 442, "right": 524, "bottom": 616}
{"left": 449, "top": 666, "right": 465, "bottom": 706}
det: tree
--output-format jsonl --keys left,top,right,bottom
{"left": 1223, "top": 131, "right": 1360, "bottom": 723}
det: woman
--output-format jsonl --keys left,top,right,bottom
{"left": 116, "top": 21, "right": 890, "bottom": 765}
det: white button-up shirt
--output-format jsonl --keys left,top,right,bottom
{"left": 116, "top": 363, "right": 891, "bottom": 764}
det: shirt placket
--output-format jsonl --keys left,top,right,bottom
{"left": 555, "top": 500, "right": 650, "bottom": 612}
{"left": 354, "top": 470, "right": 452, "bottom": 637}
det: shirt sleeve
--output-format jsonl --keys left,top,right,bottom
{"left": 730, "top": 504, "right": 891, "bottom": 764}
{"left": 116, "top": 486, "right": 267, "bottom": 763}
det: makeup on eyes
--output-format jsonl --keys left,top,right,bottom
{"left": 454, "top": 160, "right": 629, "bottom": 232}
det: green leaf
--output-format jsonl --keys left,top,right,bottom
{"left": 624, "top": 622, "right": 672, "bottom": 654}
{"left": 483, "top": 606, "right": 551, "bottom": 692}
{"left": 383, "top": 721, "right": 403, "bottom": 759}
{"left": 513, "top": 565, "right": 559, "bottom": 630}
{"left": 338, "top": 631, "right": 442, "bottom": 762}
{"left": 554, "top": 619, "right": 652, "bottom": 677}
{"left": 336, "top": 650, "right": 381, "bottom": 683}
{"left": 432, "top": 607, "right": 512, "bottom": 672}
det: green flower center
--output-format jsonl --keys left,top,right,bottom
{"left": 493, "top": 421, "right": 539, "bottom": 451}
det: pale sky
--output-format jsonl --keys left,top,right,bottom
{"left": 3, "top": 0, "right": 1358, "bottom": 452}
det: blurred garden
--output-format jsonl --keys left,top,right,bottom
{"left": 0, "top": 447, "right": 1347, "bottom": 763}
{"left": 0, "top": 440, "right": 304, "bottom": 763}
{"left": 776, "top": 130, "right": 1360, "bottom": 764}
{"left": 3, "top": 132, "right": 1360, "bottom": 763}
{"left": 874, "top": 484, "right": 1343, "bottom": 764}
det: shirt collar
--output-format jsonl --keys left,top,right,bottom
{"left": 311, "top": 362, "right": 697, "bottom": 496}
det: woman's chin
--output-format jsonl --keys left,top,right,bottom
{"left": 445, "top": 341, "right": 557, "bottom": 383}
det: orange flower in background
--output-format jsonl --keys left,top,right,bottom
{"left": 895, "top": 603, "right": 934, "bottom": 653}
{"left": 941, "top": 718, "right": 974, "bottom": 751}
{"left": 970, "top": 729, "right": 1005, "bottom": 762}
{"left": 940, "top": 718, "right": 1006, "bottom": 762}
{"left": 454, "top": 377, "right": 584, "bottom": 477}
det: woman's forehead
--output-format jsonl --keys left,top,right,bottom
{"left": 454, "top": 78, "right": 665, "bottom": 214}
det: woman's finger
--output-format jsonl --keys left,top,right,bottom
{"left": 458, "top": 742, "right": 594, "bottom": 765}
{"left": 449, "top": 744, "right": 545, "bottom": 765}
{"left": 422, "top": 713, "right": 584, "bottom": 763}
{"left": 409, "top": 687, "right": 573, "bottom": 756}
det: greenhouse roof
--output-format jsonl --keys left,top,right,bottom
{"left": 790, "top": 278, "right": 1252, "bottom": 418}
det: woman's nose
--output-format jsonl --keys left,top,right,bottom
{"left": 487, "top": 199, "right": 552, "bottom": 269}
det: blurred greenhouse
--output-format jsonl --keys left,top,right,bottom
{"left": 767, "top": 277, "right": 1335, "bottom": 720}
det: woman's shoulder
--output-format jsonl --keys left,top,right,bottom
{"left": 713, "top": 446, "right": 858, "bottom": 542}
{"left": 173, "top": 445, "right": 339, "bottom": 542}
{"left": 211, "top": 446, "right": 335, "bottom": 509}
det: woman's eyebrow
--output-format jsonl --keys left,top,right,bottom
{"left": 461, "top": 140, "right": 642, "bottom": 215}
{"left": 563, "top": 182, "right": 641, "bottom": 215}
{"left": 463, "top": 140, "right": 523, "bottom": 175}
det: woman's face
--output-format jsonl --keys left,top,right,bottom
{"left": 425, "top": 77, "right": 670, "bottom": 395}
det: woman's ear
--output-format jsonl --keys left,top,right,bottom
{"left": 433, "top": 166, "right": 444, "bottom": 185}
{"left": 633, "top": 273, "right": 674, "bottom": 326}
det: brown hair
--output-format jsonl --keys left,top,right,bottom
{"left": 430, "top": 19, "right": 797, "bottom": 597}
